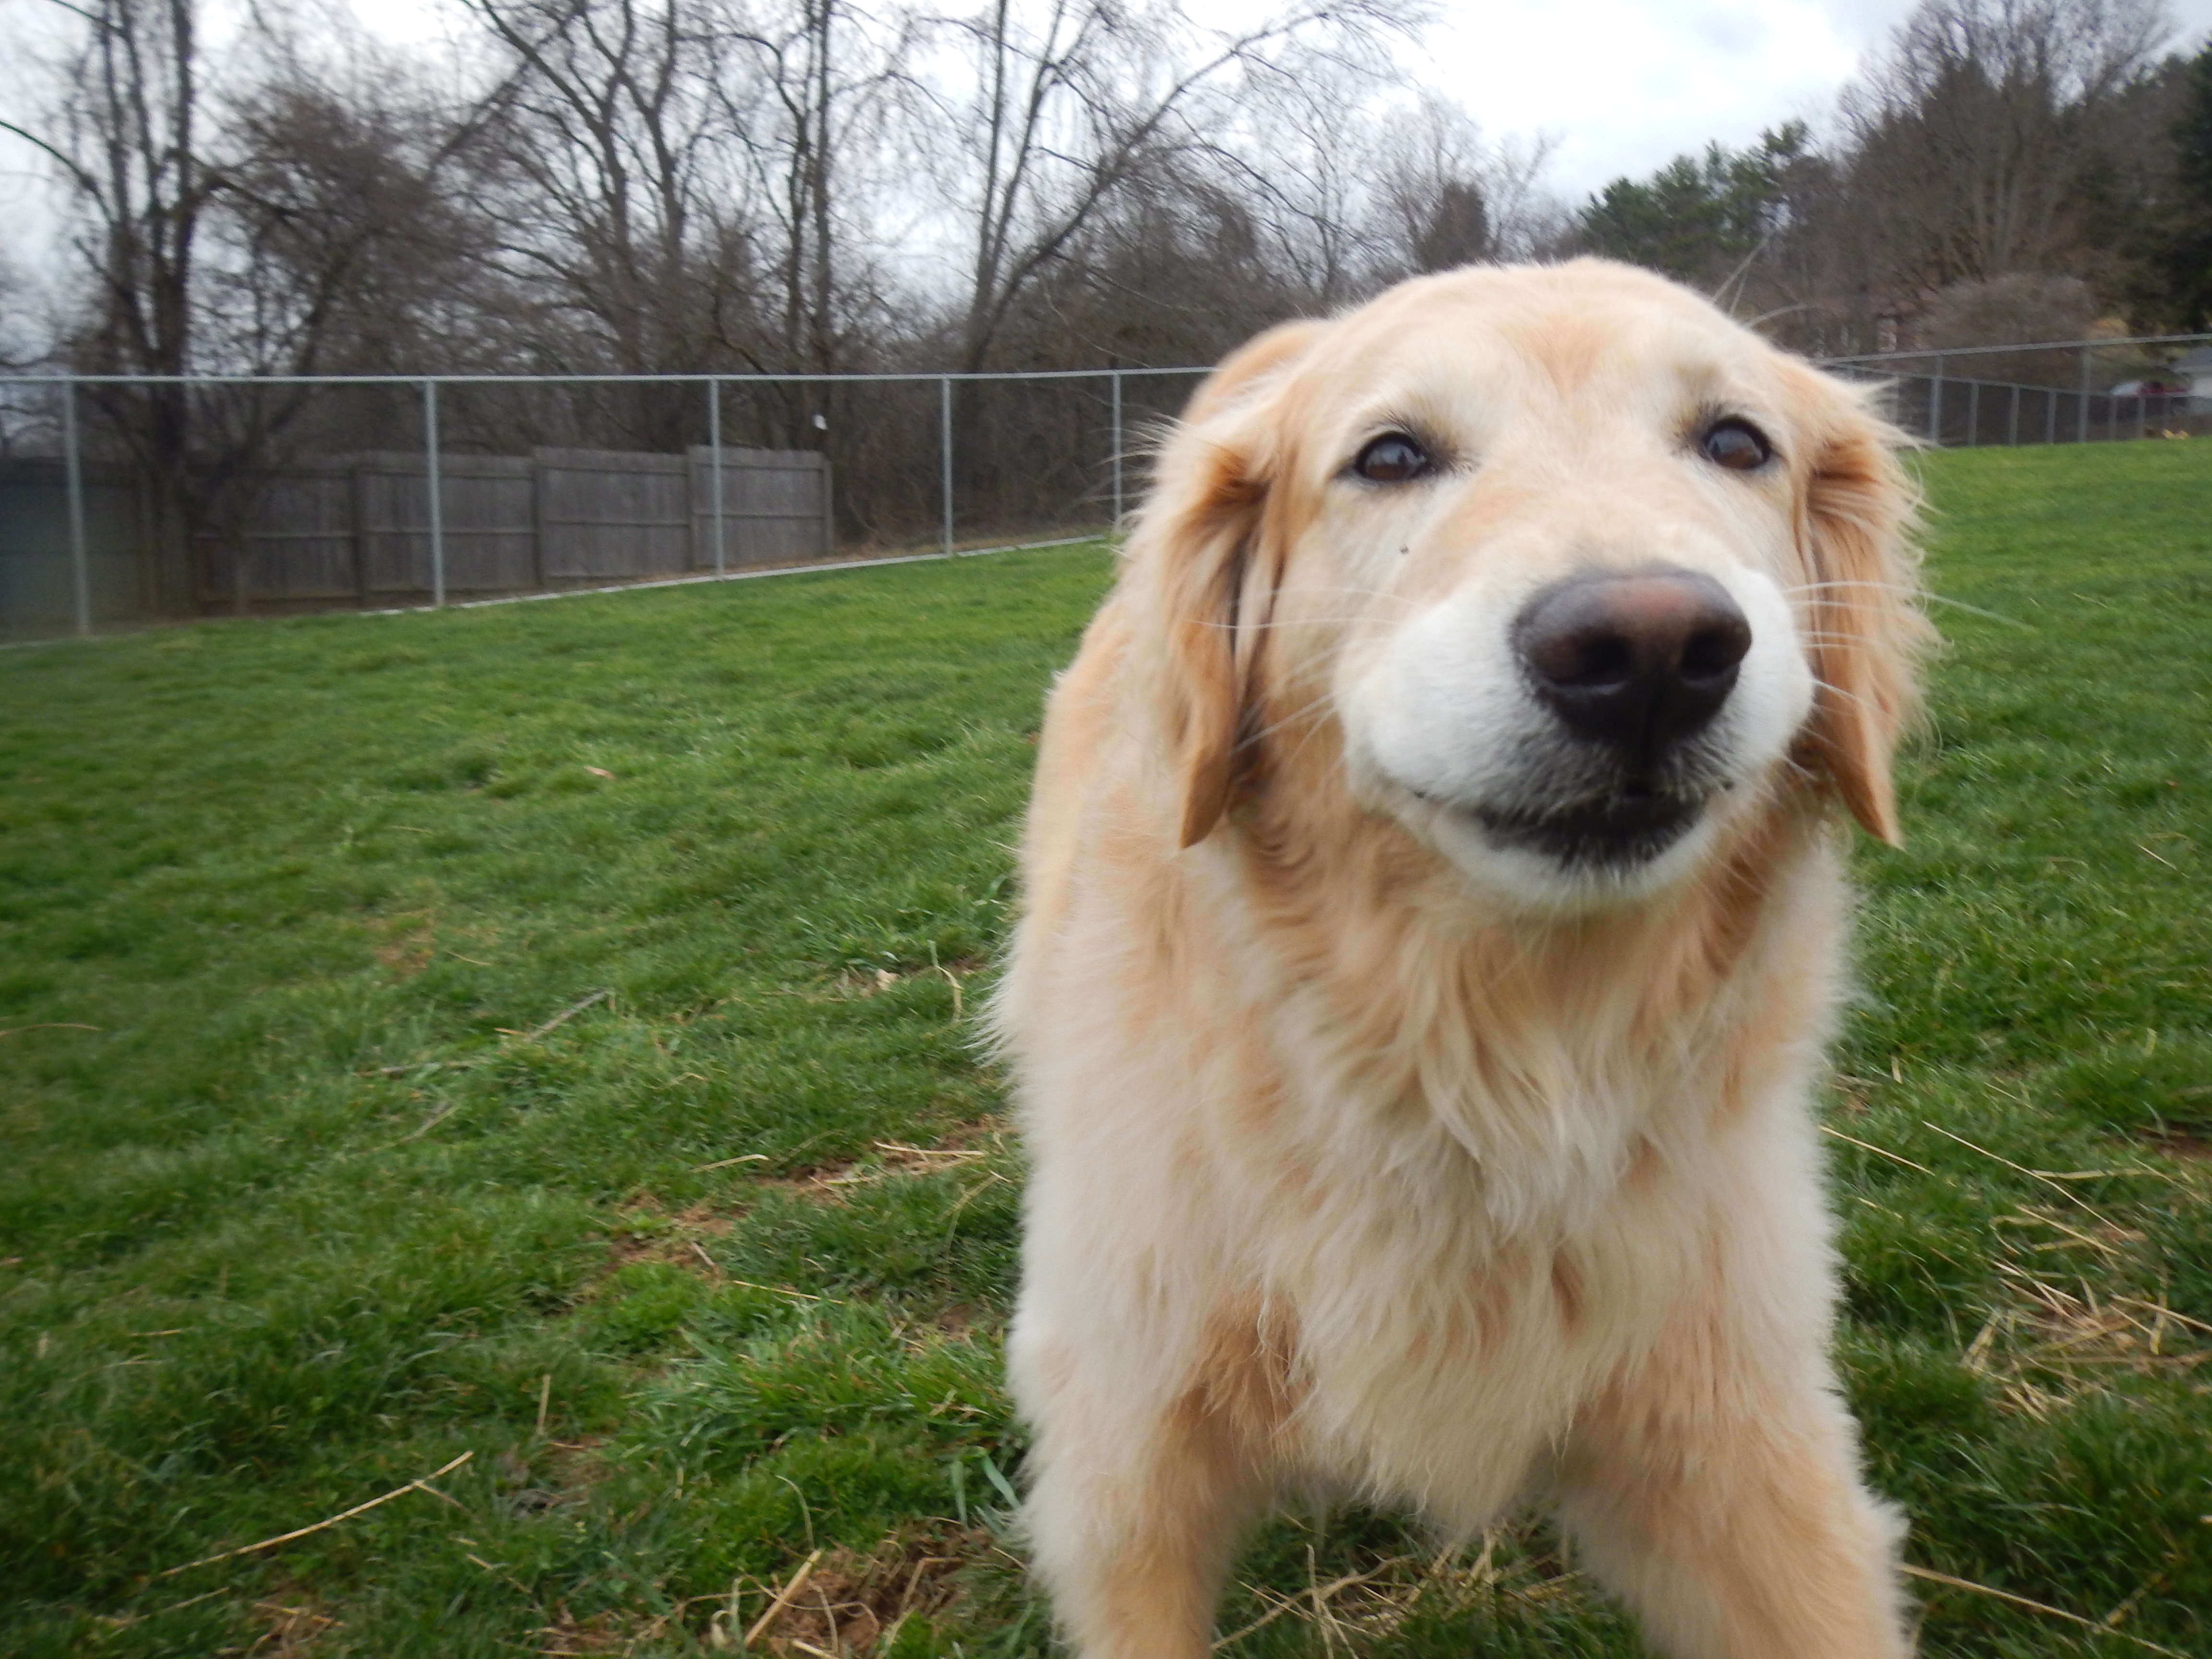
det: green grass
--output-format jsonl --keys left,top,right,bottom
{"left": 1, "top": 440, "right": 2208, "bottom": 1657}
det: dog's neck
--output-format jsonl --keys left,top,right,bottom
{"left": 1202, "top": 736, "right": 1841, "bottom": 1230}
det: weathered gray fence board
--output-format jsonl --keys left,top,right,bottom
{"left": 443, "top": 460, "right": 537, "bottom": 593}
{"left": 351, "top": 453, "right": 535, "bottom": 597}
{"left": 0, "top": 461, "right": 150, "bottom": 634}
{"left": 245, "top": 468, "right": 355, "bottom": 600}
{"left": 537, "top": 447, "right": 691, "bottom": 581}
{"left": 3, "top": 442, "right": 836, "bottom": 631}
{"left": 689, "top": 446, "right": 831, "bottom": 567}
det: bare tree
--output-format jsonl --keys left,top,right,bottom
{"left": 709, "top": 0, "right": 920, "bottom": 374}
{"left": 1219, "top": 50, "right": 1397, "bottom": 309}
{"left": 1916, "top": 269, "right": 2101, "bottom": 381}
{"left": 0, "top": 248, "right": 40, "bottom": 372}
{"left": 2, "top": 0, "right": 223, "bottom": 609}
{"left": 457, "top": 0, "right": 752, "bottom": 372}
{"left": 927, "top": 0, "right": 1407, "bottom": 371}
{"left": 1373, "top": 93, "right": 1562, "bottom": 276}
{"left": 1837, "top": 0, "right": 2174, "bottom": 301}
{"left": 725, "top": 0, "right": 842, "bottom": 370}
{"left": 1378, "top": 92, "right": 1492, "bottom": 274}
{"left": 3, "top": 0, "right": 212, "bottom": 380}
{"left": 211, "top": 35, "right": 491, "bottom": 375}
{"left": 5, "top": 0, "right": 525, "bottom": 604}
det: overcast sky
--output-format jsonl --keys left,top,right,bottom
{"left": 1411, "top": 0, "right": 2212, "bottom": 199}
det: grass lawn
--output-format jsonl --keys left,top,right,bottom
{"left": 2, "top": 440, "right": 2209, "bottom": 1658}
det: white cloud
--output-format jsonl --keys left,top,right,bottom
{"left": 1408, "top": 0, "right": 2212, "bottom": 202}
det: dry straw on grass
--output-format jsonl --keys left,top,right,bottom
{"left": 1897, "top": 1564, "right": 2195, "bottom": 1659}
{"left": 157, "top": 1451, "right": 475, "bottom": 1578}
{"left": 1202, "top": 1528, "right": 1592, "bottom": 1653}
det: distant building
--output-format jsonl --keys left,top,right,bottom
{"left": 2178, "top": 347, "right": 2212, "bottom": 411}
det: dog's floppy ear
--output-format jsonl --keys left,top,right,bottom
{"left": 1791, "top": 375, "right": 1932, "bottom": 845}
{"left": 1125, "top": 319, "right": 1327, "bottom": 849}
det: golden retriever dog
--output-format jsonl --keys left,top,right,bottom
{"left": 990, "top": 259, "right": 1928, "bottom": 1659}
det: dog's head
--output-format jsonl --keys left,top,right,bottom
{"left": 1121, "top": 260, "right": 1928, "bottom": 908}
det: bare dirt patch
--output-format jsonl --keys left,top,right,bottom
{"left": 739, "top": 1529, "right": 985, "bottom": 1656}
{"left": 2143, "top": 1127, "right": 2212, "bottom": 1161}
{"left": 371, "top": 914, "right": 436, "bottom": 978}
{"left": 248, "top": 1593, "right": 338, "bottom": 1655}
{"left": 606, "top": 1197, "right": 739, "bottom": 1271}
{"left": 531, "top": 1604, "right": 633, "bottom": 1655}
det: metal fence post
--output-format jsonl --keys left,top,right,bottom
{"left": 2077, "top": 345, "right": 2091, "bottom": 444}
{"left": 62, "top": 378, "right": 91, "bottom": 637}
{"left": 2008, "top": 382, "right": 2020, "bottom": 446}
{"left": 940, "top": 376, "right": 953, "bottom": 557}
{"left": 422, "top": 379, "right": 445, "bottom": 607}
{"left": 709, "top": 376, "right": 726, "bottom": 577}
{"left": 1929, "top": 356, "right": 1945, "bottom": 445}
{"left": 1110, "top": 370, "right": 1124, "bottom": 527}
{"left": 1966, "top": 379, "right": 1979, "bottom": 448}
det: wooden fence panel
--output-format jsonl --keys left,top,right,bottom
{"left": 0, "top": 460, "right": 153, "bottom": 636}
{"left": 224, "top": 444, "right": 830, "bottom": 611}
{"left": 536, "top": 447, "right": 690, "bottom": 582}
{"left": 351, "top": 453, "right": 533, "bottom": 598}
{"left": 243, "top": 467, "right": 355, "bottom": 600}
{"left": 688, "top": 447, "right": 832, "bottom": 567}
{"left": 443, "top": 459, "right": 536, "bottom": 592}
{"left": 354, "top": 455, "right": 427, "bottom": 594}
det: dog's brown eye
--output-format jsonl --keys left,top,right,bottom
{"left": 1352, "top": 433, "right": 1431, "bottom": 483}
{"left": 1701, "top": 420, "right": 1772, "bottom": 471}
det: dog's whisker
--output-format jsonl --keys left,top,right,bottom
{"left": 1238, "top": 688, "right": 1342, "bottom": 752}
{"left": 1806, "top": 674, "right": 1884, "bottom": 713}
{"left": 1781, "top": 578, "right": 1919, "bottom": 594}
{"left": 1786, "top": 580, "right": 2015, "bottom": 626}
{"left": 1794, "top": 632, "right": 1902, "bottom": 648}
{"left": 1912, "top": 593, "right": 2029, "bottom": 625}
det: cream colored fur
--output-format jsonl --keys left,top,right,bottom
{"left": 991, "top": 261, "right": 1929, "bottom": 1659}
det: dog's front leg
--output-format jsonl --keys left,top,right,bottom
{"left": 1017, "top": 1358, "right": 1269, "bottom": 1659}
{"left": 1554, "top": 1364, "right": 1910, "bottom": 1659}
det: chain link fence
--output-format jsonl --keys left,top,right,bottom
{"left": 3, "top": 334, "right": 2205, "bottom": 641}
{"left": 1826, "top": 333, "right": 2212, "bottom": 449}
{"left": 0, "top": 367, "right": 1208, "bottom": 640}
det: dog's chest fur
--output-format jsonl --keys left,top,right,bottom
{"left": 1025, "top": 803, "right": 1845, "bottom": 1521}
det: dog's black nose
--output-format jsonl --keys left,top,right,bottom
{"left": 1513, "top": 568, "right": 1752, "bottom": 757}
